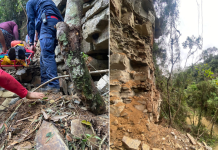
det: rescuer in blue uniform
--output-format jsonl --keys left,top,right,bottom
{"left": 26, "top": 0, "right": 64, "bottom": 92}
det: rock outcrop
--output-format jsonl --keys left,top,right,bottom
{"left": 110, "top": 0, "right": 162, "bottom": 149}
{"left": 52, "top": 0, "right": 109, "bottom": 95}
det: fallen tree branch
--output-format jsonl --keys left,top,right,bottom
{"left": 90, "top": 69, "right": 109, "bottom": 75}
{"left": 7, "top": 117, "right": 42, "bottom": 148}
{"left": 16, "top": 112, "right": 40, "bottom": 123}
{"left": 99, "top": 133, "right": 108, "bottom": 150}
{"left": 2, "top": 75, "right": 70, "bottom": 134}
{"left": 6, "top": 100, "right": 24, "bottom": 123}
{"left": 34, "top": 75, "right": 70, "bottom": 91}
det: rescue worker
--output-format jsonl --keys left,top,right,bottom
{"left": 0, "top": 21, "right": 19, "bottom": 53}
{"left": 0, "top": 69, "right": 44, "bottom": 99}
{"left": 26, "top": 0, "right": 64, "bottom": 92}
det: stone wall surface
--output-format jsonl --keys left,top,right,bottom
{"left": 52, "top": 0, "right": 109, "bottom": 94}
{"left": 110, "top": 0, "right": 162, "bottom": 149}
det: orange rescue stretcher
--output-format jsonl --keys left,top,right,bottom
{"left": 0, "top": 41, "right": 35, "bottom": 70}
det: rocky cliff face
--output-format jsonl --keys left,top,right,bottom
{"left": 52, "top": 0, "right": 109, "bottom": 94}
{"left": 110, "top": 0, "right": 162, "bottom": 148}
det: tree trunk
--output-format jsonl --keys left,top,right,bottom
{"left": 56, "top": 0, "right": 106, "bottom": 115}
{"left": 210, "top": 109, "right": 218, "bottom": 137}
{"left": 197, "top": 103, "right": 204, "bottom": 129}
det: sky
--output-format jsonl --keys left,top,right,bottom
{"left": 178, "top": 0, "right": 218, "bottom": 68}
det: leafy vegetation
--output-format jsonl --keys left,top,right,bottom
{"left": 0, "top": 0, "right": 28, "bottom": 39}
{"left": 153, "top": 0, "right": 218, "bottom": 147}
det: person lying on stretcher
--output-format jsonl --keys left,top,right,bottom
{"left": 0, "top": 40, "right": 44, "bottom": 100}
{"left": 8, "top": 41, "right": 29, "bottom": 60}
{"left": 0, "top": 40, "right": 34, "bottom": 66}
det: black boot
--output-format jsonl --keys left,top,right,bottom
{"left": 8, "top": 48, "right": 16, "bottom": 60}
{"left": 17, "top": 47, "right": 26, "bottom": 60}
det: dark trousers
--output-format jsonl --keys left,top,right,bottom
{"left": 39, "top": 18, "right": 59, "bottom": 88}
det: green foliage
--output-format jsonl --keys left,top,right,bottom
{"left": 80, "top": 134, "right": 101, "bottom": 150}
{"left": 156, "top": 47, "right": 218, "bottom": 146}
{"left": 0, "top": 0, "right": 29, "bottom": 39}
{"left": 81, "top": 52, "right": 88, "bottom": 61}
{"left": 195, "top": 64, "right": 214, "bottom": 81}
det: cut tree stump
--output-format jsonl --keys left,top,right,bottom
{"left": 56, "top": 0, "right": 106, "bottom": 115}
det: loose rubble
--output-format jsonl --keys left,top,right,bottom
{"left": 0, "top": 90, "right": 109, "bottom": 149}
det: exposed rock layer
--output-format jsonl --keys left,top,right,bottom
{"left": 110, "top": 0, "right": 162, "bottom": 149}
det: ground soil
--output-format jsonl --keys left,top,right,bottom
{"left": 110, "top": 98, "right": 212, "bottom": 150}
{"left": 0, "top": 91, "right": 109, "bottom": 149}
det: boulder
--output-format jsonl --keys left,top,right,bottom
{"left": 2, "top": 91, "right": 17, "bottom": 98}
{"left": 97, "top": 75, "right": 109, "bottom": 94}
{"left": 132, "top": 0, "right": 155, "bottom": 24}
{"left": 120, "top": 90, "right": 135, "bottom": 98}
{"left": 110, "top": 70, "right": 130, "bottom": 83}
{"left": 110, "top": 53, "right": 131, "bottom": 70}
{"left": 110, "top": 85, "right": 121, "bottom": 92}
{"left": 122, "top": 136, "right": 141, "bottom": 150}
{"left": 35, "top": 120, "right": 69, "bottom": 150}
{"left": 71, "top": 119, "right": 93, "bottom": 138}
{"left": 16, "top": 69, "right": 32, "bottom": 83}
{"left": 187, "top": 133, "right": 196, "bottom": 145}
{"left": 133, "top": 72, "right": 149, "bottom": 81}
{"left": 121, "top": 12, "right": 134, "bottom": 27}
{"left": 142, "top": 143, "right": 150, "bottom": 150}
{"left": 93, "top": 25, "right": 109, "bottom": 51}
{"left": 0, "top": 98, "right": 12, "bottom": 110}
{"left": 110, "top": 102, "right": 125, "bottom": 117}
{"left": 83, "top": 0, "right": 109, "bottom": 22}
{"left": 83, "top": 0, "right": 98, "bottom": 15}
{"left": 82, "top": 8, "right": 109, "bottom": 42}
{"left": 110, "top": 96, "right": 123, "bottom": 104}
{"left": 135, "top": 22, "right": 152, "bottom": 37}
{"left": 0, "top": 91, "right": 3, "bottom": 97}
